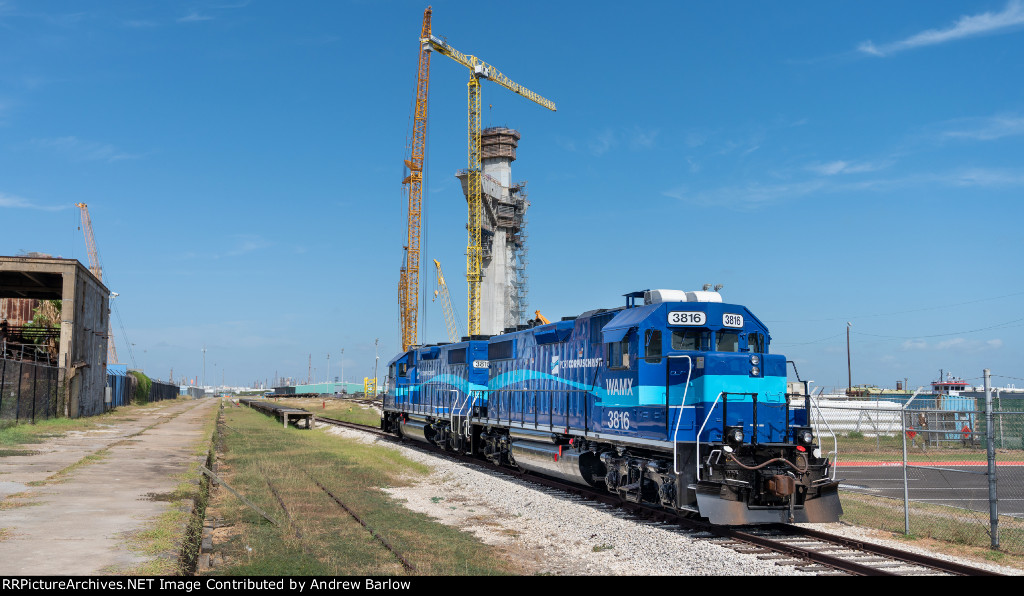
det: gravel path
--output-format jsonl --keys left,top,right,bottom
{"left": 323, "top": 424, "right": 1022, "bottom": 576}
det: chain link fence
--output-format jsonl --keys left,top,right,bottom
{"left": 808, "top": 387, "right": 1024, "bottom": 554}
{"left": 0, "top": 357, "right": 62, "bottom": 423}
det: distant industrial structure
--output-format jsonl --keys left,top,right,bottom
{"left": 0, "top": 255, "right": 110, "bottom": 417}
{"left": 456, "top": 127, "right": 530, "bottom": 335}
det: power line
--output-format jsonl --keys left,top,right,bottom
{"left": 765, "top": 290, "right": 1024, "bottom": 324}
{"left": 774, "top": 331, "right": 845, "bottom": 347}
{"left": 852, "top": 317, "right": 1024, "bottom": 341}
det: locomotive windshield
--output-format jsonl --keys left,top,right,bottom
{"left": 715, "top": 330, "right": 740, "bottom": 352}
{"left": 671, "top": 329, "right": 708, "bottom": 351}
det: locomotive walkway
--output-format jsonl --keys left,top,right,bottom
{"left": 0, "top": 397, "right": 217, "bottom": 575}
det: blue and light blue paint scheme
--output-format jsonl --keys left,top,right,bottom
{"left": 385, "top": 340, "right": 489, "bottom": 418}
{"left": 478, "top": 297, "right": 796, "bottom": 448}
{"left": 382, "top": 289, "right": 840, "bottom": 524}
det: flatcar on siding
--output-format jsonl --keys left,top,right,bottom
{"left": 383, "top": 289, "right": 842, "bottom": 525}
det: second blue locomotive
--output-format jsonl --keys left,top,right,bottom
{"left": 382, "top": 289, "right": 842, "bottom": 524}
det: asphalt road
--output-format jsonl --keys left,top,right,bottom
{"left": 837, "top": 462, "right": 1024, "bottom": 518}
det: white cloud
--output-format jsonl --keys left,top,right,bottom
{"left": 901, "top": 339, "right": 929, "bottom": 351}
{"left": 585, "top": 126, "right": 659, "bottom": 156}
{"left": 807, "top": 160, "right": 889, "bottom": 176}
{"left": 901, "top": 337, "right": 1003, "bottom": 352}
{"left": 225, "top": 235, "right": 272, "bottom": 257}
{"left": 588, "top": 129, "right": 616, "bottom": 156}
{"left": 858, "top": 0, "right": 1024, "bottom": 57}
{"left": 177, "top": 12, "right": 214, "bottom": 23}
{"left": 0, "top": 192, "right": 66, "bottom": 211}
{"left": 662, "top": 179, "right": 829, "bottom": 209}
{"left": 950, "top": 167, "right": 1024, "bottom": 187}
{"left": 939, "top": 114, "right": 1024, "bottom": 141}
{"left": 33, "top": 136, "right": 139, "bottom": 162}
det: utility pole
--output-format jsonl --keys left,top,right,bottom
{"left": 846, "top": 322, "right": 852, "bottom": 392}
{"left": 327, "top": 353, "right": 330, "bottom": 386}
{"left": 202, "top": 346, "right": 207, "bottom": 388}
{"left": 340, "top": 347, "right": 345, "bottom": 384}
{"left": 308, "top": 354, "right": 312, "bottom": 385}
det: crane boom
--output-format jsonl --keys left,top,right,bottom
{"left": 424, "top": 29, "right": 555, "bottom": 336}
{"left": 432, "top": 259, "right": 460, "bottom": 343}
{"left": 75, "top": 202, "right": 118, "bottom": 365}
{"left": 399, "top": 7, "right": 434, "bottom": 352}
{"left": 426, "top": 36, "right": 557, "bottom": 111}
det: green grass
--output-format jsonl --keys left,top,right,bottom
{"left": 839, "top": 490, "right": 1024, "bottom": 563}
{"left": 824, "top": 432, "right": 1024, "bottom": 463}
{"left": 0, "top": 397, "right": 193, "bottom": 448}
{"left": 206, "top": 405, "right": 525, "bottom": 576}
{"left": 273, "top": 398, "right": 382, "bottom": 427}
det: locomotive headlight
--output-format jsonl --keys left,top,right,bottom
{"left": 750, "top": 366, "right": 760, "bottom": 377}
{"left": 724, "top": 425, "right": 744, "bottom": 446}
{"left": 749, "top": 355, "right": 760, "bottom": 366}
{"left": 794, "top": 427, "right": 814, "bottom": 446}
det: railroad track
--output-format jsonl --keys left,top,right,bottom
{"left": 313, "top": 416, "right": 1003, "bottom": 577}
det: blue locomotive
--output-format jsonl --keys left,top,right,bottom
{"left": 382, "top": 289, "right": 842, "bottom": 525}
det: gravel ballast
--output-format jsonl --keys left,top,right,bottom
{"left": 323, "top": 424, "right": 1021, "bottom": 576}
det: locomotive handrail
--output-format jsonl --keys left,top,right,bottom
{"left": 666, "top": 355, "right": 693, "bottom": 474}
{"left": 695, "top": 392, "right": 725, "bottom": 482}
{"left": 809, "top": 394, "right": 840, "bottom": 481}
{"left": 450, "top": 388, "right": 480, "bottom": 439}
{"left": 446, "top": 387, "right": 463, "bottom": 433}
{"left": 482, "top": 387, "right": 592, "bottom": 430}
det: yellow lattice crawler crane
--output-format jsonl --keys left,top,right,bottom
{"left": 75, "top": 202, "right": 118, "bottom": 365}
{"left": 399, "top": 7, "right": 433, "bottom": 352}
{"left": 433, "top": 259, "right": 461, "bottom": 343}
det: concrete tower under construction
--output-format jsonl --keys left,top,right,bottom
{"left": 457, "top": 127, "right": 530, "bottom": 336}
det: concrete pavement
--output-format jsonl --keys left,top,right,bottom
{"left": 0, "top": 397, "right": 218, "bottom": 575}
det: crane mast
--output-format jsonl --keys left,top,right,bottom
{"left": 424, "top": 25, "right": 556, "bottom": 337}
{"left": 399, "top": 7, "right": 433, "bottom": 352}
{"left": 75, "top": 202, "right": 118, "bottom": 365}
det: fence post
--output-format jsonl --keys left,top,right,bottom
{"left": 0, "top": 357, "right": 6, "bottom": 416}
{"left": 984, "top": 369, "right": 999, "bottom": 549}
{"left": 31, "top": 362, "right": 38, "bottom": 423}
{"left": 902, "top": 387, "right": 925, "bottom": 535}
{"left": 15, "top": 360, "right": 23, "bottom": 423}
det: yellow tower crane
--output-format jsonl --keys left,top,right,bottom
{"left": 423, "top": 15, "right": 556, "bottom": 337}
{"left": 75, "top": 202, "right": 118, "bottom": 365}
{"left": 432, "top": 259, "right": 461, "bottom": 343}
{"left": 399, "top": 7, "right": 434, "bottom": 352}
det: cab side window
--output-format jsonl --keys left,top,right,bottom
{"left": 608, "top": 337, "right": 630, "bottom": 369}
{"left": 644, "top": 329, "right": 662, "bottom": 363}
{"left": 747, "top": 332, "right": 764, "bottom": 353}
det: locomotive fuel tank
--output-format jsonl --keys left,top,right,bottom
{"left": 509, "top": 440, "right": 605, "bottom": 487}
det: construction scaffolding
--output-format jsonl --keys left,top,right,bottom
{"left": 456, "top": 127, "right": 532, "bottom": 334}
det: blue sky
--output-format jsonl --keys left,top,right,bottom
{"left": 2, "top": 1, "right": 1022, "bottom": 392}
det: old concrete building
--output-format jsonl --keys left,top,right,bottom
{"left": 0, "top": 256, "right": 110, "bottom": 417}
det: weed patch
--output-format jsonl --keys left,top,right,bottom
{"left": 202, "top": 406, "right": 522, "bottom": 575}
